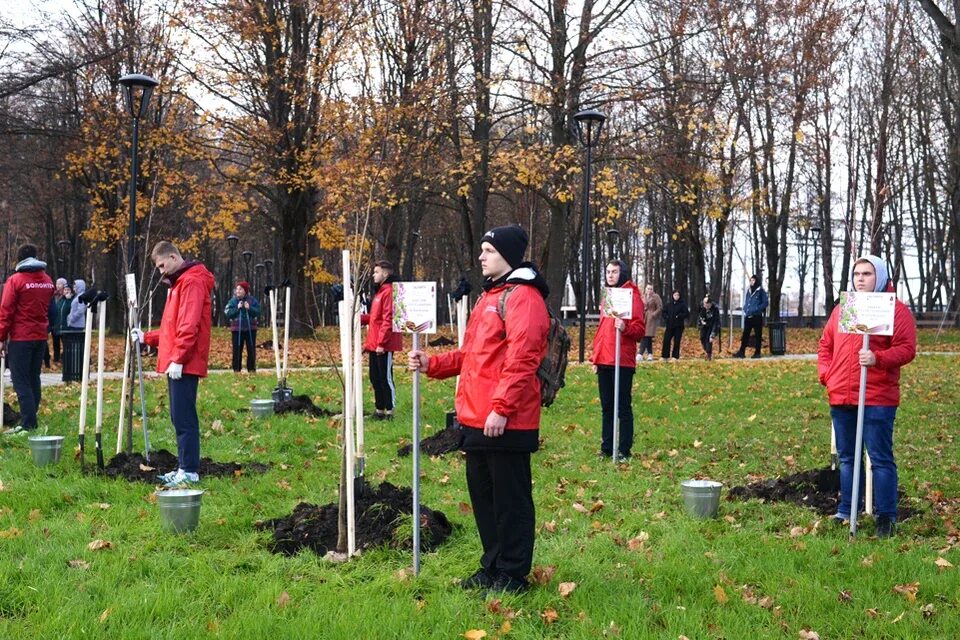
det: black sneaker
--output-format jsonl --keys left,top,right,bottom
{"left": 487, "top": 572, "right": 530, "bottom": 595}
{"left": 751, "top": 352, "right": 762, "bottom": 359}
{"left": 876, "top": 516, "right": 896, "bottom": 538}
{"left": 460, "top": 569, "right": 496, "bottom": 590}
{"left": 732, "top": 351, "right": 745, "bottom": 359}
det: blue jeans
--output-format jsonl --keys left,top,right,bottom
{"left": 168, "top": 375, "right": 200, "bottom": 473}
{"left": 8, "top": 340, "right": 45, "bottom": 429}
{"left": 831, "top": 405, "right": 898, "bottom": 520}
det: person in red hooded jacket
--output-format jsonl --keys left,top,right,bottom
{"left": 409, "top": 224, "right": 549, "bottom": 595}
{"left": 0, "top": 244, "right": 55, "bottom": 435}
{"left": 590, "top": 259, "right": 645, "bottom": 459}
{"left": 134, "top": 241, "right": 215, "bottom": 487}
{"left": 360, "top": 260, "right": 403, "bottom": 420}
{"left": 817, "top": 254, "right": 916, "bottom": 537}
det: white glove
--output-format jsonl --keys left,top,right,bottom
{"left": 165, "top": 362, "right": 183, "bottom": 380}
{"left": 130, "top": 328, "right": 144, "bottom": 343}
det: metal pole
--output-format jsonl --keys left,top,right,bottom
{"left": 412, "top": 332, "right": 422, "bottom": 575}
{"left": 578, "top": 144, "right": 592, "bottom": 363}
{"left": 848, "top": 334, "right": 870, "bottom": 539}
{"left": 128, "top": 117, "right": 139, "bottom": 274}
{"left": 612, "top": 328, "right": 621, "bottom": 464}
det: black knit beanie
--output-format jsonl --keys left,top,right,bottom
{"left": 481, "top": 225, "right": 529, "bottom": 269}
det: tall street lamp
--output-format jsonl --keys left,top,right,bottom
{"left": 810, "top": 222, "right": 821, "bottom": 327}
{"left": 255, "top": 263, "right": 265, "bottom": 296}
{"left": 57, "top": 239, "right": 71, "bottom": 277}
{"left": 264, "top": 258, "right": 274, "bottom": 287}
{"left": 242, "top": 250, "right": 253, "bottom": 283}
{"left": 573, "top": 108, "right": 606, "bottom": 363}
{"left": 606, "top": 228, "right": 620, "bottom": 260}
{"left": 118, "top": 73, "right": 159, "bottom": 274}
{"left": 227, "top": 235, "right": 240, "bottom": 287}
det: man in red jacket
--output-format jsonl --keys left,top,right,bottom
{"left": 591, "top": 259, "right": 645, "bottom": 459}
{"left": 134, "top": 241, "right": 215, "bottom": 487}
{"left": 409, "top": 224, "right": 549, "bottom": 594}
{"left": 0, "top": 244, "right": 55, "bottom": 435}
{"left": 817, "top": 255, "right": 916, "bottom": 537}
{"left": 361, "top": 260, "right": 402, "bottom": 420}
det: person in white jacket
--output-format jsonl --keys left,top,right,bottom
{"left": 67, "top": 279, "right": 87, "bottom": 329}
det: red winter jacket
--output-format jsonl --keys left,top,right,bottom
{"left": 0, "top": 259, "right": 55, "bottom": 342}
{"left": 817, "top": 291, "right": 916, "bottom": 407}
{"left": 360, "top": 279, "right": 403, "bottom": 352}
{"left": 427, "top": 272, "right": 549, "bottom": 432}
{"left": 143, "top": 262, "right": 215, "bottom": 377}
{"left": 591, "top": 280, "right": 646, "bottom": 368}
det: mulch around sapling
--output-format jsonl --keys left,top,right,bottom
{"left": 727, "top": 466, "right": 917, "bottom": 520}
{"left": 256, "top": 479, "right": 453, "bottom": 557}
{"left": 397, "top": 426, "right": 464, "bottom": 457}
{"left": 274, "top": 395, "right": 338, "bottom": 418}
{"left": 100, "top": 449, "right": 270, "bottom": 482}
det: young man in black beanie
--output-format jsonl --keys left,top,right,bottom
{"left": 409, "top": 223, "right": 549, "bottom": 594}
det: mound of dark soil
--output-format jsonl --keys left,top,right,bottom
{"left": 101, "top": 449, "right": 270, "bottom": 482}
{"left": 4, "top": 402, "right": 20, "bottom": 426}
{"left": 728, "top": 466, "right": 917, "bottom": 519}
{"left": 256, "top": 480, "right": 453, "bottom": 557}
{"left": 397, "top": 426, "right": 463, "bottom": 457}
{"left": 274, "top": 395, "right": 337, "bottom": 418}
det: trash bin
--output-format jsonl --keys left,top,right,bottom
{"left": 768, "top": 321, "right": 787, "bottom": 356}
{"left": 61, "top": 330, "right": 85, "bottom": 382}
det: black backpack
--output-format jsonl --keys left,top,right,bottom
{"left": 497, "top": 286, "right": 570, "bottom": 407}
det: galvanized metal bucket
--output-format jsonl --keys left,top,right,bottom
{"left": 156, "top": 489, "right": 204, "bottom": 533}
{"left": 681, "top": 479, "right": 723, "bottom": 519}
{"left": 250, "top": 399, "right": 275, "bottom": 419}
{"left": 27, "top": 435, "right": 65, "bottom": 466}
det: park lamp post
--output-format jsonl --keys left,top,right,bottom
{"left": 57, "top": 239, "right": 71, "bottom": 277}
{"left": 810, "top": 221, "right": 821, "bottom": 327}
{"left": 242, "top": 250, "right": 253, "bottom": 283}
{"left": 118, "top": 73, "right": 159, "bottom": 275}
{"left": 255, "top": 263, "right": 265, "bottom": 296}
{"left": 264, "top": 258, "right": 274, "bottom": 287}
{"left": 227, "top": 235, "right": 240, "bottom": 288}
{"left": 573, "top": 108, "right": 606, "bottom": 363}
{"left": 606, "top": 228, "right": 620, "bottom": 260}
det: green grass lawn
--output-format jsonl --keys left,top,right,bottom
{"left": 1, "top": 356, "right": 959, "bottom": 638}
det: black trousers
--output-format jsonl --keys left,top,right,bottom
{"left": 231, "top": 329, "right": 256, "bottom": 372}
{"left": 739, "top": 316, "right": 763, "bottom": 354}
{"left": 597, "top": 365, "right": 634, "bottom": 457}
{"left": 661, "top": 326, "right": 684, "bottom": 359}
{"left": 8, "top": 340, "right": 45, "bottom": 429}
{"left": 369, "top": 351, "right": 395, "bottom": 412}
{"left": 699, "top": 327, "right": 714, "bottom": 358}
{"left": 638, "top": 336, "right": 654, "bottom": 356}
{"left": 51, "top": 333, "right": 62, "bottom": 362}
{"left": 466, "top": 450, "right": 535, "bottom": 579}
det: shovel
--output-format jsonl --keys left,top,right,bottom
{"left": 76, "top": 288, "right": 99, "bottom": 469}
{"left": 125, "top": 274, "right": 150, "bottom": 462}
{"left": 92, "top": 291, "right": 109, "bottom": 469}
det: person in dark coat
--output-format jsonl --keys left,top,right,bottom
{"left": 697, "top": 296, "right": 721, "bottom": 360}
{"left": 48, "top": 278, "right": 70, "bottom": 364}
{"left": 660, "top": 290, "right": 689, "bottom": 360}
{"left": 734, "top": 274, "right": 768, "bottom": 359}
{"left": 224, "top": 281, "right": 260, "bottom": 373}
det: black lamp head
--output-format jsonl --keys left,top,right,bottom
{"left": 227, "top": 235, "right": 240, "bottom": 251}
{"left": 573, "top": 108, "right": 606, "bottom": 148}
{"left": 118, "top": 73, "right": 159, "bottom": 120}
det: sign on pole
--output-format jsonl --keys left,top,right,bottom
{"left": 601, "top": 287, "right": 632, "bottom": 465}
{"left": 838, "top": 291, "right": 895, "bottom": 538}
{"left": 393, "top": 281, "right": 437, "bottom": 575}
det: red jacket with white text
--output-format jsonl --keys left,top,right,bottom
{"left": 427, "top": 267, "right": 549, "bottom": 437}
{"left": 817, "top": 287, "right": 916, "bottom": 407}
{"left": 0, "top": 258, "right": 55, "bottom": 342}
{"left": 590, "top": 280, "right": 646, "bottom": 368}
{"left": 144, "top": 262, "right": 215, "bottom": 377}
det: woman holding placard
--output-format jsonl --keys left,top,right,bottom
{"left": 817, "top": 255, "right": 916, "bottom": 537}
{"left": 591, "top": 260, "right": 645, "bottom": 459}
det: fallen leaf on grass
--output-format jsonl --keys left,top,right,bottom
{"left": 543, "top": 520, "right": 557, "bottom": 533}
{"left": 789, "top": 526, "right": 806, "bottom": 538}
{"left": 627, "top": 532, "right": 649, "bottom": 550}
{"left": 713, "top": 585, "right": 728, "bottom": 604}
{"left": 589, "top": 500, "right": 604, "bottom": 513}
{"left": 99, "top": 608, "right": 111, "bottom": 623}
{"left": 572, "top": 502, "right": 590, "bottom": 514}
{"left": 893, "top": 582, "right": 919, "bottom": 602}
{"left": 2, "top": 526, "right": 24, "bottom": 539}
{"left": 138, "top": 463, "right": 154, "bottom": 472}
{"left": 934, "top": 556, "right": 953, "bottom": 570}
{"left": 210, "top": 419, "right": 224, "bottom": 434}
{"left": 541, "top": 608, "right": 559, "bottom": 624}
{"left": 866, "top": 608, "right": 880, "bottom": 619}
{"left": 463, "top": 630, "right": 487, "bottom": 640}
{"left": 758, "top": 596, "right": 775, "bottom": 609}
{"left": 798, "top": 630, "right": 820, "bottom": 640}
{"left": 0, "top": 479, "right": 5, "bottom": 491}
{"left": 747, "top": 414, "right": 757, "bottom": 422}
{"left": 891, "top": 611, "right": 905, "bottom": 623}
{"left": 861, "top": 554, "right": 875, "bottom": 567}
{"left": 531, "top": 565, "right": 556, "bottom": 586}
{"left": 498, "top": 620, "right": 512, "bottom": 634}
{"left": 276, "top": 591, "right": 291, "bottom": 608}
{"left": 67, "top": 559, "right": 90, "bottom": 569}
{"left": 837, "top": 590, "right": 852, "bottom": 603}
{"left": 558, "top": 582, "right": 577, "bottom": 598}
{"left": 921, "top": 603, "right": 936, "bottom": 618}
{"left": 97, "top": 503, "right": 111, "bottom": 510}
{"left": 458, "top": 502, "right": 473, "bottom": 515}
{"left": 28, "top": 509, "right": 41, "bottom": 522}
{"left": 87, "top": 539, "right": 112, "bottom": 551}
